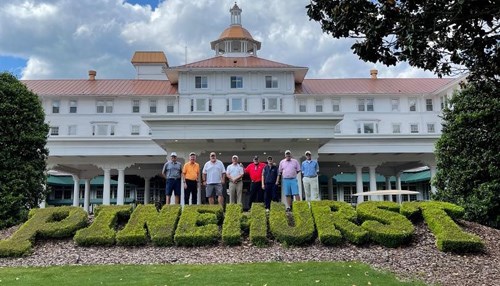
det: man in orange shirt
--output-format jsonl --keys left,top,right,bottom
{"left": 245, "top": 155, "right": 266, "bottom": 207}
{"left": 182, "top": 152, "right": 200, "bottom": 205}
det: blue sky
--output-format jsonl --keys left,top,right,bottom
{"left": 0, "top": 0, "right": 438, "bottom": 80}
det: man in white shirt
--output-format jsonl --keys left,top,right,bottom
{"left": 226, "top": 155, "right": 244, "bottom": 204}
{"left": 202, "top": 152, "right": 226, "bottom": 206}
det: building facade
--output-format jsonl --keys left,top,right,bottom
{"left": 23, "top": 4, "right": 462, "bottom": 211}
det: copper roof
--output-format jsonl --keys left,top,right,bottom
{"left": 296, "top": 78, "right": 455, "bottom": 95}
{"left": 131, "top": 51, "right": 168, "bottom": 65}
{"left": 22, "top": 80, "right": 178, "bottom": 96}
{"left": 218, "top": 26, "right": 254, "bottom": 40}
{"left": 175, "top": 56, "right": 301, "bottom": 69}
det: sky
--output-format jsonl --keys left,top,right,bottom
{"left": 0, "top": 0, "right": 438, "bottom": 80}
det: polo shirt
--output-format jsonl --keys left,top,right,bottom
{"left": 202, "top": 159, "right": 226, "bottom": 184}
{"left": 162, "top": 161, "right": 181, "bottom": 179}
{"left": 245, "top": 162, "right": 266, "bottom": 182}
{"left": 262, "top": 164, "right": 279, "bottom": 184}
{"left": 278, "top": 158, "right": 300, "bottom": 179}
{"left": 301, "top": 160, "right": 319, "bottom": 177}
{"left": 226, "top": 163, "right": 244, "bottom": 181}
{"left": 182, "top": 161, "right": 200, "bottom": 181}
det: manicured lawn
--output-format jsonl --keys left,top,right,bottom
{"left": 0, "top": 261, "right": 425, "bottom": 285}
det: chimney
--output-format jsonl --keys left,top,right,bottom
{"left": 370, "top": 69, "right": 378, "bottom": 79}
{"left": 88, "top": 70, "right": 96, "bottom": 81}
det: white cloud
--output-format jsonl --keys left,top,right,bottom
{"left": 0, "top": 0, "right": 438, "bottom": 80}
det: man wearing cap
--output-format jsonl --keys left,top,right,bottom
{"left": 302, "top": 151, "right": 320, "bottom": 201}
{"left": 226, "top": 155, "right": 244, "bottom": 204}
{"left": 261, "top": 156, "right": 279, "bottom": 211}
{"left": 245, "top": 156, "right": 266, "bottom": 207}
{"left": 161, "top": 152, "right": 182, "bottom": 205}
{"left": 277, "top": 150, "right": 301, "bottom": 211}
{"left": 182, "top": 152, "right": 200, "bottom": 205}
{"left": 202, "top": 152, "right": 226, "bottom": 206}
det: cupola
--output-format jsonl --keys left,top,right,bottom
{"left": 210, "top": 3, "right": 261, "bottom": 57}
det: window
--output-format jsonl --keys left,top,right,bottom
{"left": 427, "top": 123, "right": 436, "bottom": 133}
{"left": 69, "top": 100, "right": 77, "bottom": 113}
{"left": 315, "top": 99, "right": 323, "bottom": 112}
{"left": 50, "top": 126, "right": 59, "bottom": 136}
{"left": 226, "top": 98, "right": 247, "bottom": 112}
{"left": 97, "top": 100, "right": 113, "bottom": 113}
{"left": 391, "top": 98, "right": 400, "bottom": 111}
{"left": 409, "top": 98, "right": 417, "bottom": 112}
{"left": 356, "top": 121, "right": 379, "bottom": 134}
{"left": 132, "top": 99, "right": 140, "bottom": 113}
{"left": 149, "top": 99, "right": 157, "bottom": 113}
{"left": 195, "top": 76, "right": 208, "bottom": 89}
{"left": 68, "top": 125, "right": 77, "bottom": 136}
{"left": 166, "top": 99, "right": 175, "bottom": 113}
{"left": 426, "top": 98, "right": 433, "bottom": 111}
{"left": 332, "top": 98, "right": 340, "bottom": 112}
{"left": 52, "top": 100, "right": 60, "bottom": 113}
{"left": 410, "top": 124, "right": 419, "bottom": 133}
{"left": 191, "top": 98, "right": 212, "bottom": 112}
{"left": 262, "top": 97, "right": 282, "bottom": 111}
{"left": 298, "top": 99, "right": 307, "bottom": 112}
{"left": 392, "top": 123, "right": 401, "bottom": 134}
{"left": 92, "top": 124, "right": 116, "bottom": 136}
{"left": 131, "top": 125, "right": 140, "bottom": 135}
{"left": 440, "top": 95, "right": 447, "bottom": 110}
{"left": 265, "top": 76, "right": 278, "bottom": 88}
{"left": 357, "top": 98, "right": 374, "bottom": 111}
{"left": 230, "top": 76, "right": 243, "bottom": 88}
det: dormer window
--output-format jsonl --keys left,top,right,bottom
{"left": 230, "top": 76, "right": 243, "bottom": 88}
{"left": 195, "top": 76, "right": 208, "bottom": 89}
{"left": 265, "top": 76, "right": 278, "bottom": 88}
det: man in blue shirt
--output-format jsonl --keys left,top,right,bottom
{"left": 301, "top": 151, "right": 320, "bottom": 201}
{"left": 162, "top": 152, "right": 182, "bottom": 205}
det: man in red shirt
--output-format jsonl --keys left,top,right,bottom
{"left": 245, "top": 155, "right": 266, "bottom": 207}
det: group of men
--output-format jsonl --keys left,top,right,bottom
{"left": 161, "top": 150, "right": 320, "bottom": 211}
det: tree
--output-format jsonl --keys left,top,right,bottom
{"left": 306, "top": 0, "right": 499, "bottom": 80}
{"left": 434, "top": 81, "right": 500, "bottom": 228}
{"left": 0, "top": 72, "right": 49, "bottom": 229}
{"left": 307, "top": 0, "right": 500, "bottom": 227}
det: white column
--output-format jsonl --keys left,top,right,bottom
{"left": 144, "top": 177, "right": 151, "bottom": 204}
{"left": 72, "top": 175, "right": 80, "bottom": 207}
{"left": 396, "top": 172, "right": 403, "bottom": 204}
{"left": 355, "top": 165, "right": 364, "bottom": 204}
{"left": 429, "top": 165, "right": 437, "bottom": 194}
{"left": 83, "top": 179, "right": 90, "bottom": 212}
{"left": 39, "top": 183, "right": 47, "bottom": 208}
{"left": 180, "top": 174, "right": 185, "bottom": 207}
{"left": 117, "top": 168, "right": 125, "bottom": 205}
{"left": 327, "top": 174, "right": 334, "bottom": 200}
{"left": 385, "top": 176, "right": 392, "bottom": 190}
{"left": 103, "top": 168, "right": 111, "bottom": 205}
{"left": 197, "top": 171, "right": 202, "bottom": 205}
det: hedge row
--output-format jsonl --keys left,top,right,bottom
{"left": 401, "top": 201, "right": 484, "bottom": 252}
{"left": 356, "top": 201, "right": 415, "bottom": 248}
{"left": 221, "top": 204, "right": 243, "bottom": 246}
{"left": 248, "top": 203, "right": 268, "bottom": 247}
{"left": 0, "top": 206, "right": 87, "bottom": 257}
{"left": 173, "top": 205, "right": 223, "bottom": 246}
{"left": 310, "top": 201, "right": 368, "bottom": 245}
{"left": 116, "top": 204, "right": 181, "bottom": 246}
{"left": 74, "top": 205, "right": 132, "bottom": 246}
{"left": 269, "top": 201, "right": 315, "bottom": 246}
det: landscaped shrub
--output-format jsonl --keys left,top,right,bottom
{"left": 0, "top": 206, "right": 87, "bottom": 257}
{"left": 221, "top": 204, "right": 243, "bottom": 246}
{"left": 311, "top": 200, "right": 368, "bottom": 245}
{"left": 248, "top": 203, "right": 268, "bottom": 247}
{"left": 400, "top": 201, "right": 484, "bottom": 252}
{"left": 116, "top": 204, "right": 181, "bottom": 246}
{"left": 356, "top": 201, "right": 414, "bottom": 248}
{"left": 174, "top": 205, "right": 223, "bottom": 246}
{"left": 74, "top": 205, "right": 132, "bottom": 246}
{"left": 269, "top": 201, "right": 315, "bottom": 246}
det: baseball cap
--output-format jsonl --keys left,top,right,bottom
{"left": 232, "top": 155, "right": 238, "bottom": 159}
{"left": 267, "top": 156, "right": 273, "bottom": 160}
{"left": 285, "top": 150, "right": 291, "bottom": 155}
{"left": 170, "top": 152, "right": 177, "bottom": 157}
{"left": 189, "top": 152, "right": 196, "bottom": 156}
{"left": 253, "top": 155, "right": 259, "bottom": 160}
{"left": 305, "top": 151, "right": 311, "bottom": 155}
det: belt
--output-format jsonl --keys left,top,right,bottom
{"left": 305, "top": 175, "right": 317, "bottom": 178}
{"left": 283, "top": 177, "right": 296, "bottom": 179}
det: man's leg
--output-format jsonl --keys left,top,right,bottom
{"left": 311, "top": 177, "right": 320, "bottom": 201}
{"left": 236, "top": 181, "right": 243, "bottom": 204}
{"left": 303, "top": 177, "right": 311, "bottom": 201}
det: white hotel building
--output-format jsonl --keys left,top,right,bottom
{"left": 23, "top": 4, "right": 462, "bottom": 211}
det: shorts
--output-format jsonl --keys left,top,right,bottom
{"left": 206, "top": 183, "right": 223, "bottom": 197}
{"left": 165, "top": 178, "right": 181, "bottom": 196}
{"left": 282, "top": 178, "right": 299, "bottom": 196}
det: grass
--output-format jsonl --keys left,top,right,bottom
{"left": 0, "top": 261, "right": 425, "bottom": 285}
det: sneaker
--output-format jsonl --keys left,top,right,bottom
{"left": 286, "top": 207, "right": 291, "bottom": 212}
{"left": 265, "top": 209, "right": 270, "bottom": 212}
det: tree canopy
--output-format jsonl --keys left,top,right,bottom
{"left": 0, "top": 72, "right": 49, "bottom": 229}
{"left": 306, "top": 0, "right": 500, "bottom": 80}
